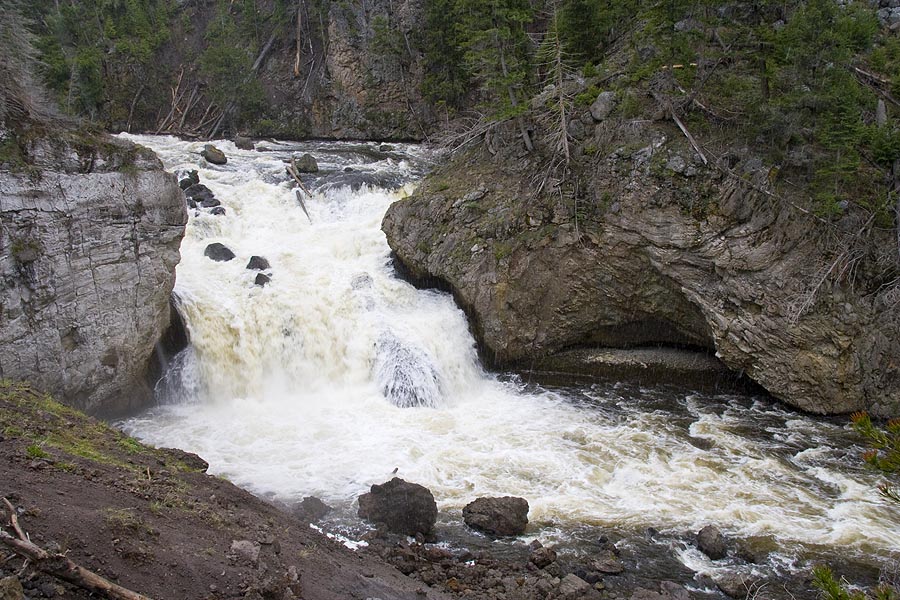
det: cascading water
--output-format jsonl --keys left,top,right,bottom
{"left": 119, "top": 134, "right": 898, "bottom": 585}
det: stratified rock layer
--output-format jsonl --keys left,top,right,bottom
{"left": 383, "top": 121, "right": 899, "bottom": 416}
{"left": 0, "top": 133, "right": 187, "bottom": 415}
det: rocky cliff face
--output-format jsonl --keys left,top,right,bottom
{"left": 383, "top": 118, "right": 899, "bottom": 416}
{"left": 256, "top": 0, "right": 429, "bottom": 140}
{"left": 0, "top": 128, "right": 187, "bottom": 416}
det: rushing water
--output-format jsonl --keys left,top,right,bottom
{"left": 119, "top": 134, "right": 898, "bottom": 584}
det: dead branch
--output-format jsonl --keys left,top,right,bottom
{"left": 2, "top": 499, "right": 25, "bottom": 541}
{"left": 177, "top": 84, "right": 200, "bottom": 130}
{"left": 125, "top": 83, "right": 145, "bottom": 133}
{"left": 155, "top": 66, "right": 185, "bottom": 134}
{"left": 287, "top": 159, "right": 313, "bottom": 223}
{"left": 670, "top": 110, "right": 708, "bottom": 165}
{"left": 1, "top": 499, "right": 153, "bottom": 600}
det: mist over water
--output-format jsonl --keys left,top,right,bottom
{"left": 119, "top": 134, "right": 899, "bottom": 576}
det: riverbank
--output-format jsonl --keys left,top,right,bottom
{"left": 0, "top": 380, "right": 450, "bottom": 600}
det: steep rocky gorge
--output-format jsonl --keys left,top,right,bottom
{"left": 383, "top": 116, "right": 900, "bottom": 416}
{"left": 0, "top": 126, "right": 187, "bottom": 415}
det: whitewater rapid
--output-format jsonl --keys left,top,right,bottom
{"left": 119, "top": 135, "right": 898, "bottom": 573}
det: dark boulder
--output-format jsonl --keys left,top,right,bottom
{"left": 715, "top": 572, "right": 757, "bottom": 599}
{"left": 184, "top": 183, "right": 216, "bottom": 203}
{"left": 530, "top": 545, "right": 557, "bottom": 568}
{"left": 204, "top": 243, "right": 235, "bottom": 262}
{"left": 697, "top": 525, "right": 727, "bottom": 560}
{"left": 294, "top": 153, "right": 318, "bottom": 173}
{"left": 234, "top": 135, "right": 255, "bottom": 151}
{"left": 199, "top": 198, "right": 221, "bottom": 208}
{"left": 293, "top": 496, "right": 332, "bottom": 524}
{"left": 358, "top": 478, "right": 437, "bottom": 537}
{"left": 593, "top": 556, "right": 625, "bottom": 574}
{"left": 462, "top": 496, "right": 528, "bottom": 536}
{"left": 246, "top": 256, "right": 271, "bottom": 271}
{"left": 630, "top": 582, "right": 692, "bottom": 600}
{"left": 177, "top": 169, "right": 200, "bottom": 190}
{"left": 254, "top": 273, "right": 271, "bottom": 287}
{"left": 201, "top": 144, "right": 227, "bottom": 165}
{"left": 210, "top": 207, "right": 226, "bottom": 216}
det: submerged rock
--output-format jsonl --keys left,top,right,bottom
{"left": 697, "top": 525, "right": 727, "bottom": 560}
{"left": 201, "top": 144, "right": 227, "bottom": 165}
{"left": 462, "top": 496, "right": 528, "bottom": 536}
{"left": 373, "top": 333, "right": 442, "bottom": 408}
{"left": 246, "top": 256, "right": 271, "bottom": 271}
{"left": 210, "top": 206, "right": 226, "bottom": 216}
{"left": 358, "top": 478, "right": 437, "bottom": 537}
{"left": 234, "top": 135, "right": 255, "bottom": 150}
{"left": 204, "top": 243, "right": 235, "bottom": 262}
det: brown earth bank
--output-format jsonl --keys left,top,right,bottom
{"left": 382, "top": 114, "right": 900, "bottom": 417}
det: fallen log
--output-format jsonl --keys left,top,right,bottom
{"left": 1, "top": 499, "right": 153, "bottom": 600}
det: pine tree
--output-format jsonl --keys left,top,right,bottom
{"left": 456, "top": 0, "right": 534, "bottom": 149}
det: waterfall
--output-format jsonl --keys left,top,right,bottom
{"left": 118, "top": 134, "right": 899, "bottom": 572}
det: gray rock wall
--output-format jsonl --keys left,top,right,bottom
{"left": 383, "top": 122, "right": 899, "bottom": 416}
{"left": 0, "top": 135, "right": 187, "bottom": 416}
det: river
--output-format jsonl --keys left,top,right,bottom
{"left": 118, "top": 134, "right": 898, "bottom": 590}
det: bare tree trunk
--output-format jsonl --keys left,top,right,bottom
{"left": 499, "top": 46, "right": 533, "bottom": 152}
{"left": 126, "top": 82, "right": 145, "bottom": 133}
{"left": 294, "top": 2, "right": 304, "bottom": 77}
{"left": 894, "top": 158, "right": 900, "bottom": 264}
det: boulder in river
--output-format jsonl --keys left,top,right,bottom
{"left": 210, "top": 207, "right": 226, "bottom": 216}
{"left": 697, "top": 524, "right": 727, "bottom": 560}
{"left": 462, "top": 496, "right": 528, "bottom": 536}
{"left": 183, "top": 183, "right": 216, "bottom": 203}
{"left": 176, "top": 169, "right": 200, "bottom": 190}
{"left": 204, "top": 243, "right": 235, "bottom": 262}
{"left": 234, "top": 135, "right": 255, "bottom": 151}
{"left": 246, "top": 256, "right": 271, "bottom": 271}
{"left": 294, "top": 153, "right": 318, "bottom": 173}
{"left": 201, "top": 144, "right": 227, "bottom": 165}
{"left": 374, "top": 333, "right": 442, "bottom": 408}
{"left": 254, "top": 273, "right": 271, "bottom": 287}
{"left": 293, "top": 496, "right": 332, "bottom": 524}
{"left": 199, "top": 198, "right": 221, "bottom": 208}
{"left": 358, "top": 477, "right": 437, "bottom": 537}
